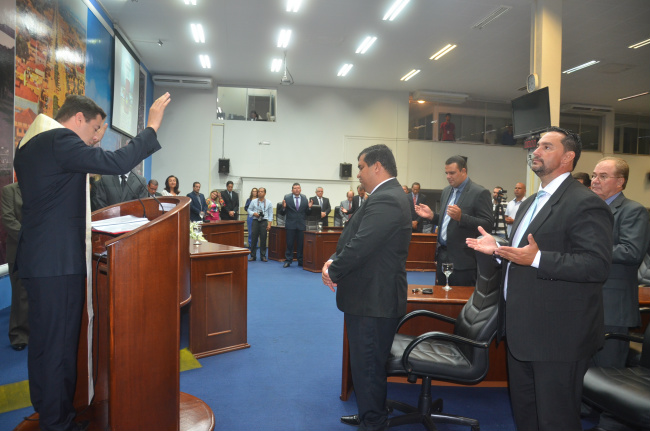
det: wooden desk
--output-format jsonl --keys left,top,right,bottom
{"left": 406, "top": 233, "right": 437, "bottom": 271}
{"left": 340, "top": 284, "right": 508, "bottom": 401}
{"left": 201, "top": 220, "right": 245, "bottom": 247}
{"left": 268, "top": 225, "right": 298, "bottom": 261}
{"left": 189, "top": 241, "right": 250, "bottom": 358}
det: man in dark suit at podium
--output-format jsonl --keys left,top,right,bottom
{"left": 310, "top": 186, "right": 331, "bottom": 227}
{"left": 323, "top": 144, "right": 411, "bottom": 431}
{"left": 279, "top": 183, "right": 313, "bottom": 267}
{"left": 14, "top": 92, "right": 171, "bottom": 431}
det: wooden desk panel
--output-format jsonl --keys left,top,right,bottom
{"left": 340, "top": 285, "right": 507, "bottom": 401}
{"left": 189, "top": 242, "right": 250, "bottom": 358}
{"left": 201, "top": 220, "right": 245, "bottom": 247}
{"left": 406, "top": 233, "right": 437, "bottom": 271}
{"left": 303, "top": 230, "right": 341, "bottom": 272}
{"left": 268, "top": 226, "right": 297, "bottom": 261}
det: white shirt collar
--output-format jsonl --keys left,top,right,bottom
{"left": 538, "top": 172, "right": 570, "bottom": 197}
{"left": 369, "top": 177, "right": 395, "bottom": 195}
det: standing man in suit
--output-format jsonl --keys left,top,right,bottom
{"left": 1, "top": 182, "right": 28, "bottom": 351}
{"left": 187, "top": 181, "right": 208, "bottom": 222}
{"left": 415, "top": 155, "right": 493, "bottom": 286}
{"left": 467, "top": 128, "right": 613, "bottom": 431}
{"left": 280, "top": 182, "right": 313, "bottom": 267}
{"left": 409, "top": 182, "right": 426, "bottom": 232}
{"left": 311, "top": 187, "right": 331, "bottom": 227}
{"left": 322, "top": 144, "right": 411, "bottom": 431}
{"left": 14, "top": 93, "right": 170, "bottom": 431}
{"left": 221, "top": 180, "right": 239, "bottom": 220}
{"left": 339, "top": 191, "right": 355, "bottom": 222}
{"left": 93, "top": 171, "right": 148, "bottom": 208}
{"left": 147, "top": 179, "right": 162, "bottom": 197}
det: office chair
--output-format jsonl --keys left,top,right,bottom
{"left": 582, "top": 308, "right": 650, "bottom": 430}
{"left": 639, "top": 252, "right": 650, "bottom": 286}
{"left": 333, "top": 206, "right": 343, "bottom": 227}
{"left": 385, "top": 237, "right": 505, "bottom": 431}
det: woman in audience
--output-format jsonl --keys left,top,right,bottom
{"left": 244, "top": 188, "right": 258, "bottom": 248}
{"left": 205, "top": 189, "right": 223, "bottom": 222}
{"left": 161, "top": 175, "right": 180, "bottom": 196}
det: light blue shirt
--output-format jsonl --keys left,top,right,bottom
{"left": 247, "top": 198, "right": 273, "bottom": 221}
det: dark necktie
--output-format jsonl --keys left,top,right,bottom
{"left": 120, "top": 174, "right": 127, "bottom": 192}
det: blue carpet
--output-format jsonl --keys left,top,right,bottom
{"left": 0, "top": 262, "right": 596, "bottom": 430}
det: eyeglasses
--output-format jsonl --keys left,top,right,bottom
{"left": 591, "top": 173, "right": 622, "bottom": 182}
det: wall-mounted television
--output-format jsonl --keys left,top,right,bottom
{"left": 111, "top": 31, "right": 140, "bottom": 138}
{"left": 511, "top": 87, "right": 551, "bottom": 138}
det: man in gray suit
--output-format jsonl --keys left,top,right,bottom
{"left": 93, "top": 171, "right": 148, "bottom": 208}
{"left": 415, "top": 155, "right": 493, "bottom": 286}
{"left": 1, "top": 182, "right": 28, "bottom": 351}
{"left": 323, "top": 144, "right": 411, "bottom": 431}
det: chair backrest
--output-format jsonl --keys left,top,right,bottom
{"left": 640, "top": 320, "right": 650, "bottom": 369}
{"left": 639, "top": 252, "right": 650, "bottom": 286}
{"left": 333, "top": 206, "right": 342, "bottom": 227}
{"left": 453, "top": 237, "right": 506, "bottom": 362}
{"left": 276, "top": 203, "right": 285, "bottom": 226}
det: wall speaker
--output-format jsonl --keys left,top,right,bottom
{"left": 340, "top": 163, "right": 352, "bottom": 178}
{"left": 218, "top": 158, "right": 230, "bottom": 174}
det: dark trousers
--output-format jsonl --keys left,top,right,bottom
{"left": 320, "top": 217, "right": 329, "bottom": 227}
{"left": 24, "top": 274, "right": 85, "bottom": 431}
{"left": 345, "top": 313, "right": 400, "bottom": 431}
{"left": 8, "top": 262, "right": 29, "bottom": 346}
{"left": 250, "top": 219, "right": 268, "bottom": 258}
{"left": 435, "top": 247, "right": 476, "bottom": 286}
{"left": 507, "top": 348, "right": 589, "bottom": 431}
{"left": 285, "top": 228, "right": 304, "bottom": 263}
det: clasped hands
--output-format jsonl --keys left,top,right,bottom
{"left": 322, "top": 259, "right": 336, "bottom": 292}
{"left": 466, "top": 226, "right": 539, "bottom": 266}
{"left": 414, "top": 203, "right": 462, "bottom": 222}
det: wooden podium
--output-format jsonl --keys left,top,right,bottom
{"left": 15, "top": 197, "right": 214, "bottom": 431}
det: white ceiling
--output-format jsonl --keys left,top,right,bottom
{"left": 97, "top": 0, "right": 650, "bottom": 115}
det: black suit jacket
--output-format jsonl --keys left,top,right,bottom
{"left": 93, "top": 173, "right": 148, "bottom": 208}
{"left": 409, "top": 192, "right": 426, "bottom": 232}
{"left": 14, "top": 127, "right": 160, "bottom": 278}
{"left": 348, "top": 195, "right": 366, "bottom": 217}
{"left": 279, "top": 193, "right": 312, "bottom": 230}
{"left": 433, "top": 179, "right": 493, "bottom": 271}
{"left": 502, "top": 175, "right": 613, "bottom": 362}
{"left": 221, "top": 190, "right": 239, "bottom": 220}
{"left": 602, "top": 192, "right": 650, "bottom": 327}
{"left": 310, "top": 195, "right": 331, "bottom": 222}
{"left": 187, "top": 192, "right": 208, "bottom": 222}
{"left": 0, "top": 183, "right": 22, "bottom": 264}
{"left": 329, "top": 179, "right": 412, "bottom": 318}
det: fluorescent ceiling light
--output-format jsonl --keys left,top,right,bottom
{"left": 199, "top": 54, "right": 211, "bottom": 69}
{"left": 628, "top": 38, "right": 650, "bottom": 49}
{"left": 277, "top": 29, "right": 292, "bottom": 48}
{"left": 562, "top": 60, "right": 599, "bottom": 74}
{"left": 191, "top": 23, "right": 205, "bottom": 43}
{"left": 400, "top": 69, "right": 420, "bottom": 81}
{"left": 383, "top": 0, "right": 410, "bottom": 21}
{"left": 286, "top": 0, "right": 301, "bottom": 12}
{"left": 356, "top": 36, "right": 377, "bottom": 54}
{"left": 429, "top": 44, "right": 457, "bottom": 60}
{"left": 417, "top": 100, "right": 425, "bottom": 104}
{"left": 617, "top": 91, "right": 649, "bottom": 101}
{"left": 473, "top": 6, "right": 511, "bottom": 29}
{"left": 184, "top": 0, "right": 196, "bottom": 5}
{"left": 271, "top": 58, "right": 283, "bottom": 72}
{"left": 337, "top": 64, "right": 353, "bottom": 77}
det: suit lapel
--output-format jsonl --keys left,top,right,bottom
{"left": 609, "top": 193, "right": 625, "bottom": 216}
{"left": 454, "top": 179, "right": 471, "bottom": 207}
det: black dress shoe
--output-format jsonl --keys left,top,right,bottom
{"left": 261, "top": 257, "right": 268, "bottom": 262}
{"left": 11, "top": 343, "right": 27, "bottom": 351}
{"left": 283, "top": 262, "right": 291, "bottom": 268}
{"left": 340, "top": 414, "right": 360, "bottom": 426}
{"left": 248, "top": 256, "right": 256, "bottom": 261}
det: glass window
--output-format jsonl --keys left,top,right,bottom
{"left": 559, "top": 113, "right": 601, "bottom": 151}
{"left": 614, "top": 113, "right": 650, "bottom": 155}
{"left": 216, "top": 87, "right": 277, "bottom": 122}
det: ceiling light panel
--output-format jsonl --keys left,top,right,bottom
{"left": 562, "top": 60, "right": 599, "bottom": 74}
{"left": 199, "top": 54, "right": 211, "bottom": 69}
{"left": 271, "top": 58, "right": 283, "bottom": 72}
{"left": 617, "top": 91, "right": 649, "bottom": 101}
{"left": 191, "top": 23, "right": 205, "bottom": 43}
{"left": 286, "top": 0, "right": 301, "bottom": 12}
{"left": 356, "top": 36, "right": 377, "bottom": 54}
{"left": 430, "top": 44, "right": 457, "bottom": 60}
{"left": 400, "top": 69, "right": 420, "bottom": 81}
{"left": 184, "top": 0, "right": 196, "bottom": 5}
{"left": 277, "top": 29, "right": 292, "bottom": 48}
{"left": 383, "top": 0, "right": 410, "bottom": 21}
{"left": 337, "top": 64, "right": 353, "bottom": 77}
{"left": 473, "top": 6, "right": 511, "bottom": 29}
{"left": 628, "top": 38, "right": 650, "bottom": 49}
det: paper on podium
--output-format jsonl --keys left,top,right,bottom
{"left": 92, "top": 215, "right": 150, "bottom": 234}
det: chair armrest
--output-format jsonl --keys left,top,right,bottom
{"left": 640, "top": 307, "right": 650, "bottom": 314}
{"left": 604, "top": 332, "right": 644, "bottom": 343}
{"left": 401, "top": 331, "right": 492, "bottom": 372}
{"left": 396, "top": 310, "right": 456, "bottom": 331}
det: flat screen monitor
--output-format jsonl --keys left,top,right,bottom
{"left": 511, "top": 87, "right": 551, "bottom": 139}
{"left": 111, "top": 31, "right": 140, "bottom": 138}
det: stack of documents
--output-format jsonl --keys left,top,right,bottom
{"left": 92, "top": 215, "right": 150, "bottom": 234}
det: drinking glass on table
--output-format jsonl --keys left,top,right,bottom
{"left": 442, "top": 262, "right": 454, "bottom": 291}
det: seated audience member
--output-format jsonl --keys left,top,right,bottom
{"left": 161, "top": 175, "right": 180, "bottom": 196}
{"left": 221, "top": 180, "right": 239, "bottom": 220}
{"left": 573, "top": 172, "right": 591, "bottom": 187}
{"left": 187, "top": 181, "right": 207, "bottom": 222}
{"left": 205, "top": 189, "right": 222, "bottom": 222}
{"left": 147, "top": 179, "right": 161, "bottom": 197}
{"left": 245, "top": 188, "right": 258, "bottom": 248}
{"left": 339, "top": 191, "right": 355, "bottom": 221}
{"left": 248, "top": 187, "right": 273, "bottom": 262}
{"left": 310, "top": 186, "right": 331, "bottom": 227}
{"left": 93, "top": 171, "right": 148, "bottom": 208}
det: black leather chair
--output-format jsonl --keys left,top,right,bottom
{"left": 582, "top": 310, "right": 650, "bottom": 430}
{"left": 385, "top": 238, "right": 505, "bottom": 431}
{"left": 333, "top": 206, "right": 343, "bottom": 227}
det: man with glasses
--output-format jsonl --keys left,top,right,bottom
{"left": 586, "top": 157, "right": 649, "bottom": 431}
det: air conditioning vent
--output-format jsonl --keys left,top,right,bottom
{"left": 412, "top": 90, "right": 469, "bottom": 104}
{"left": 560, "top": 103, "right": 613, "bottom": 115}
{"left": 152, "top": 75, "right": 213, "bottom": 89}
